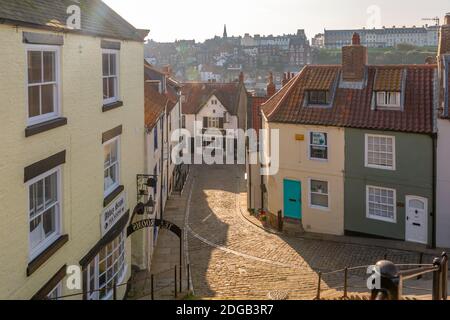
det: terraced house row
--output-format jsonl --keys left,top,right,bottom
{"left": 0, "top": 0, "right": 184, "bottom": 300}
{"left": 249, "top": 13, "right": 450, "bottom": 250}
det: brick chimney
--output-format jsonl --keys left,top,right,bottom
{"left": 342, "top": 33, "right": 368, "bottom": 82}
{"left": 162, "top": 65, "right": 172, "bottom": 76}
{"left": 438, "top": 13, "right": 450, "bottom": 55}
{"left": 282, "top": 73, "right": 288, "bottom": 86}
{"left": 267, "top": 72, "right": 276, "bottom": 97}
{"left": 239, "top": 72, "right": 244, "bottom": 83}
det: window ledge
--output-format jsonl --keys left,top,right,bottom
{"left": 104, "top": 185, "right": 125, "bottom": 207}
{"left": 27, "top": 235, "right": 69, "bottom": 277}
{"left": 25, "top": 117, "right": 67, "bottom": 138}
{"left": 102, "top": 101, "right": 123, "bottom": 113}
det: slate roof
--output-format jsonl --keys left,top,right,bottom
{"left": 262, "top": 64, "right": 437, "bottom": 134}
{"left": 0, "top": 0, "right": 143, "bottom": 42}
{"left": 144, "top": 63, "right": 180, "bottom": 113}
{"left": 181, "top": 82, "right": 242, "bottom": 115}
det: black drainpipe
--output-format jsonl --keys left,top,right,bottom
{"left": 431, "top": 132, "right": 437, "bottom": 249}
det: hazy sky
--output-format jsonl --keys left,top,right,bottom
{"left": 103, "top": 0, "right": 449, "bottom": 42}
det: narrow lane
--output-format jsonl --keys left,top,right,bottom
{"left": 186, "top": 164, "right": 430, "bottom": 300}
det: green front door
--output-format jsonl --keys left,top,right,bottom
{"left": 283, "top": 179, "right": 302, "bottom": 219}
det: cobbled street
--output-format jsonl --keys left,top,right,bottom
{"left": 185, "top": 165, "right": 435, "bottom": 300}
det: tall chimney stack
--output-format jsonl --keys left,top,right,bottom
{"left": 342, "top": 33, "right": 368, "bottom": 82}
{"left": 438, "top": 13, "right": 450, "bottom": 55}
{"left": 267, "top": 72, "right": 276, "bottom": 97}
{"left": 282, "top": 73, "right": 288, "bottom": 86}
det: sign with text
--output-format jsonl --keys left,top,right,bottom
{"left": 127, "top": 218, "right": 182, "bottom": 238}
{"left": 101, "top": 192, "right": 127, "bottom": 237}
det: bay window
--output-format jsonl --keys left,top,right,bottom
{"left": 86, "top": 232, "right": 126, "bottom": 300}
{"left": 27, "top": 45, "right": 60, "bottom": 125}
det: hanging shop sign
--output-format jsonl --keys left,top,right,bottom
{"left": 127, "top": 218, "right": 182, "bottom": 238}
{"left": 101, "top": 192, "right": 127, "bottom": 237}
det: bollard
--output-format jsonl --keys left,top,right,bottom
{"left": 370, "top": 260, "right": 400, "bottom": 300}
{"left": 151, "top": 274, "right": 154, "bottom": 300}
{"left": 315, "top": 272, "right": 322, "bottom": 300}
{"left": 180, "top": 265, "right": 183, "bottom": 294}
{"left": 187, "top": 264, "right": 191, "bottom": 292}
{"left": 343, "top": 267, "right": 348, "bottom": 300}
{"left": 277, "top": 210, "right": 283, "bottom": 232}
{"left": 417, "top": 252, "right": 424, "bottom": 280}
{"left": 432, "top": 257, "right": 442, "bottom": 301}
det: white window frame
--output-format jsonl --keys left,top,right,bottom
{"left": 308, "top": 131, "right": 329, "bottom": 161}
{"left": 376, "top": 91, "right": 401, "bottom": 108}
{"left": 207, "top": 117, "right": 220, "bottom": 128}
{"left": 102, "top": 49, "right": 120, "bottom": 105}
{"left": 27, "top": 167, "right": 62, "bottom": 261}
{"left": 309, "top": 179, "right": 330, "bottom": 211}
{"left": 26, "top": 44, "right": 61, "bottom": 126}
{"left": 365, "top": 134, "right": 396, "bottom": 170}
{"left": 366, "top": 185, "right": 397, "bottom": 223}
{"left": 47, "top": 281, "right": 63, "bottom": 300}
{"left": 103, "top": 137, "right": 121, "bottom": 198}
{"left": 86, "top": 231, "right": 127, "bottom": 300}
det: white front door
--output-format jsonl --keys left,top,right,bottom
{"left": 405, "top": 196, "right": 428, "bottom": 244}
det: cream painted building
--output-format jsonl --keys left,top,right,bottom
{"left": 261, "top": 120, "right": 345, "bottom": 235}
{"left": 0, "top": 1, "right": 146, "bottom": 300}
{"left": 132, "top": 64, "right": 184, "bottom": 271}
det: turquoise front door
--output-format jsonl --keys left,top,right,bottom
{"left": 283, "top": 179, "right": 302, "bottom": 219}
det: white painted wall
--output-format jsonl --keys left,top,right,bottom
{"left": 437, "top": 118, "right": 450, "bottom": 248}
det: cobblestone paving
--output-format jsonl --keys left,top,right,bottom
{"left": 186, "top": 164, "right": 437, "bottom": 300}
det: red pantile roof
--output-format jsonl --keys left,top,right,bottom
{"left": 262, "top": 64, "right": 437, "bottom": 134}
{"left": 145, "top": 83, "right": 166, "bottom": 129}
{"left": 181, "top": 82, "right": 242, "bottom": 115}
{"left": 303, "top": 66, "right": 340, "bottom": 90}
{"left": 374, "top": 68, "right": 404, "bottom": 91}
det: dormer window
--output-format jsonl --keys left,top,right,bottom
{"left": 376, "top": 91, "right": 401, "bottom": 109}
{"left": 308, "top": 90, "right": 329, "bottom": 105}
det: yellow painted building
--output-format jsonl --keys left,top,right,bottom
{"left": 261, "top": 120, "right": 345, "bottom": 236}
{"left": 0, "top": 1, "right": 146, "bottom": 300}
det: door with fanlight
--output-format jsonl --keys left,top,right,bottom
{"left": 405, "top": 196, "right": 428, "bottom": 244}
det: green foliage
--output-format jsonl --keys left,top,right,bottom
{"left": 314, "top": 46, "right": 437, "bottom": 65}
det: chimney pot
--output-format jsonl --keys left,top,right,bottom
{"left": 267, "top": 72, "right": 276, "bottom": 97}
{"left": 439, "top": 13, "right": 450, "bottom": 55}
{"left": 445, "top": 13, "right": 450, "bottom": 25}
{"left": 352, "top": 33, "right": 361, "bottom": 45}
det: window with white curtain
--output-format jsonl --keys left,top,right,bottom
{"left": 376, "top": 91, "right": 401, "bottom": 108}
{"left": 104, "top": 137, "right": 120, "bottom": 196}
{"left": 28, "top": 168, "right": 61, "bottom": 259}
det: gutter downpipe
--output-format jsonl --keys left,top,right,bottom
{"left": 432, "top": 132, "right": 437, "bottom": 249}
